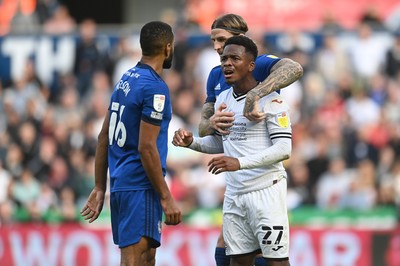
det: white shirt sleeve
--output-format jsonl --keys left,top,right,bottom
{"left": 188, "top": 134, "right": 224, "bottom": 154}
{"left": 238, "top": 137, "right": 291, "bottom": 169}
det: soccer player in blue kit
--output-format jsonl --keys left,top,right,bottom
{"left": 81, "top": 21, "right": 182, "bottom": 266}
{"left": 197, "top": 14, "right": 303, "bottom": 266}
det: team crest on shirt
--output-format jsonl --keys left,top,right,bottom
{"left": 276, "top": 112, "right": 289, "bottom": 128}
{"left": 153, "top": 94, "right": 165, "bottom": 112}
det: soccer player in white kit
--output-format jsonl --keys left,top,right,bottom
{"left": 173, "top": 35, "right": 292, "bottom": 266}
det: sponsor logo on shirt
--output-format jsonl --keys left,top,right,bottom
{"left": 153, "top": 94, "right": 165, "bottom": 112}
{"left": 150, "top": 111, "right": 163, "bottom": 120}
{"left": 124, "top": 70, "right": 140, "bottom": 78}
{"left": 271, "top": 99, "right": 283, "bottom": 104}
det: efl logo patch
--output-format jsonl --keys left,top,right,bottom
{"left": 153, "top": 94, "right": 165, "bottom": 112}
{"left": 277, "top": 112, "right": 289, "bottom": 128}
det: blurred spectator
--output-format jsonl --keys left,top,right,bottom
{"left": 9, "top": 3, "right": 40, "bottom": 34}
{"left": 377, "top": 146, "right": 397, "bottom": 205}
{"left": 10, "top": 169, "right": 41, "bottom": 220}
{"left": 305, "top": 133, "right": 330, "bottom": 203}
{"left": 347, "top": 22, "right": 387, "bottom": 81}
{"left": 43, "top": 4, "right": 76, "bottom": 34}
{"left": 193, "top": 44, "right": 220, "bottom": 97}
{"left": 3, "top": 143, "right": 24, "bottom": 178}
{"left": 379, "top": 145, "right": 396, "bottom": 174}
{"left": 320, "top": 10, "right": 343, "bottom": 34}
{"left": 383, "top": 80, "right": 400, "bottom": 124}
{"left": 276, "top": 29, "right": 315, "bottom": 55}
{"left": 314, "top": 31, "right": 350, "bottom": 88}
{"left": 35, "top": 0, "right": 60, "bottom": 24}
{"left": 343, "top": 159, "right": 377, "bottom": 210}
{"left": 0, "top": 161, "right": 11, "bottom": 204}
{"left": 392, "top": 161, "right": 400, "bottom": 207}
{"left": 0, "top": 200, "right": 16, "bottom": 226}
{"left": 345, "top": 86, "right": 380, "bottom": 128}
{"left": 385, "top": 31, "right": 400, "bottom": 80}
{"left": 344, "top": 125, "right": 380, "bottom": 167}
{"left": 17, "top": 121, "right": 40, "bottom": 165}
{"left": 3, "top": 77, "right": 43, "bottom": 121}
{"left": 359, "top": 5, "right": 386, "bottom": 31}
{"left": 27, "top": 136, "right": 57, "bottom": 182}
{"left": 59, "top": 186, "right": 78, "bottom": 222}
{"left": 47, "top": 156, "right": 70, "bottom": 195}
{"left": 301, "top": 71, "right": 326, "bottom": 118}
{"left": 368, "top": 73, "right": 388, "bottom": 106}
{"left": 316, "top": 157, "right": 355, "bottom": 210}
{"left": 34, "top": 182, "right": 58, "bottom": 221}
{"left": 110, "top": 35, "right": 141, "bottom": 86}
{"left": 314, "top": 89, "right": 346, "bottom": 132}
{"left": 287, "top": 157, "right": 313, "bottom": 209}
{"left": 73, "top": 19, "right": 106, "bottom": 97}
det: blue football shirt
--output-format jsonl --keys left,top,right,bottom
{"left": 108, "top": 62, "right": 172, "bottom": 192}
{"left": 205, "top": 54, "right": 281, "bottom": 102}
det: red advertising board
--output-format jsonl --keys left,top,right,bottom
{"left": 0, "top": 224, "right": 399, "bottom": 266}
{"left": 189, "top": 0, "right": 400, "bottom": 32}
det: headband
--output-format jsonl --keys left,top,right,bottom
{"left": 212, "top": 26, "right": 246, "bottom": 34}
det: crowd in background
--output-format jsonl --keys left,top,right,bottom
{"left": 1, "top": 2, "right": 400, "bottom": 227}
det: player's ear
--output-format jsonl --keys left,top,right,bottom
{"left": 249, "top": 61, "right": 255, "bottom": 72}
{"left": 165, "top": 43, "right": 172, "bottom": 58}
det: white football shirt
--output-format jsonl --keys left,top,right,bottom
{"left": 215, "top": 88, "right": 292, "bottom": 196}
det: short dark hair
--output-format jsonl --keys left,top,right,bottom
{"left": 140, "top": 21, "right": 174, "bottom": 56}
{"left": 224, "top": 35, "right": 258, "bottom": 60}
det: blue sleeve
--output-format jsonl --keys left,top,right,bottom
{"left": 252, "top": 55, "right": 281, "bottom": 81}
{"left": 205, "top": 67, "right": 220, "bottom": 103}
{"left": 141, "top": 82, "right": 169, "bottom": 126}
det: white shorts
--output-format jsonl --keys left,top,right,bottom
{"left": 223, "top": 178, "right": 289, "bottom": 259}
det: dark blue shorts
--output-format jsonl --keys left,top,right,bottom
{"left": 110, "top": 190, "right": 163, "bottom": 248}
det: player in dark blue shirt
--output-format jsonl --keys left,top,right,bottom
{"left": 81, "top": 21, "right": 182, "bottom": 266}
{"left": 199, "top": 14, "right": 303, "bottom": 137}
{"left": 197, "top": 14, "right": 303, "bottom": 266}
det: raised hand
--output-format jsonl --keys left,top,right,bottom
{"left": 172, "top": 128, "right": 193, "bottom": 147}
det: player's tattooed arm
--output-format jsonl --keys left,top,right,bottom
{"left": 244, "top": 58, "right": 303, "bottom": 121}
{"left": 199, "top": 102, "right": 216, "bottom": 137}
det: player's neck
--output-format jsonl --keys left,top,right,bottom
{"left": 140, "top": 56, "right": 164, "bottom": 76}
{"left": 232, "top": 78, "right": 259, "bottom": 95}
